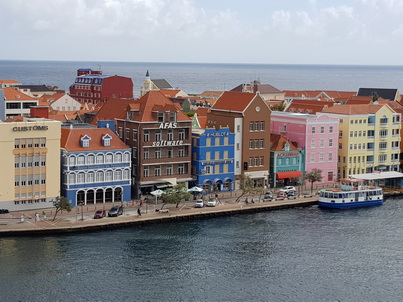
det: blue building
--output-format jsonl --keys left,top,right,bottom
{"left": 192, "top": 127, "right": 235, "bottom": 192}
{"left": 61, "top": 124, "right": 131, "bottom": 207}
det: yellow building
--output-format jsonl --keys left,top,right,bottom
{"left": 321, "top": 104, "right": 401, "bottom": 178}
{"left": 0, "top": 118, "right": 61, "bottom": 211}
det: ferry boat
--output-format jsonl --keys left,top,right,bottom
{"left": 318, "top": 179, "right": 383, "bottom": 209}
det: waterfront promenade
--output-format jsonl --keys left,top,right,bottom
{"left": 0, "top": 193, "right": 318, "bottom": 236}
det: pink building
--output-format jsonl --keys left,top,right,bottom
{"left": 271, "top": 112, "right": 339, "bottom": 184}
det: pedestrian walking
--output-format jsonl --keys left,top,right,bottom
{"left": 42, "top": 210, "right": 47, "bottom": 220}
{"left": 137, "top": 208, "right": 141, "bottom": 216}
{"left": 35, "top": 212, "right": 40, "bottom": 222}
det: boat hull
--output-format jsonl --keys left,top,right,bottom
{"left": 318, "top": 199, "right": 383, "bottom": 209}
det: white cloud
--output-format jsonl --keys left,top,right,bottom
{"left": 2, "top": 0, "right": 403, "bottom": 64}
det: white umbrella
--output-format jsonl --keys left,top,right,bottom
{"left": 150, "top": 189, "right": 164, "bottom": 204}
{"left": 150, "top": 189, "right": 164, "bottom": 197}
{"left": 188, "top": 186, "right": 203, "bottom": 193}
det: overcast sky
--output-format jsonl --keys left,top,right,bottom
{"left": 1, "top": 0, "right": 403, "bottom": 65}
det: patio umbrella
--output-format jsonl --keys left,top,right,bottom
{"left": 187, "top": 186, "right": 203, "bottom": 193}
{"left": 150, "top": 189, "right": 164, "bottom": 204}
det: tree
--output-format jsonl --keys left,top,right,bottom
{"left": 52, "top": 196, "right": 72, "bottom": 221}
{"left": 269, "top": 103, "right": 286, "bottom": 112}
{"left": 304, "top": 168, "right": 323, "bottom": 193}
{"left": 235, "top": 174, "right": 259, "bottom": 202}
{"left": 160, "top": 183, "right": 192, "bottom": 209}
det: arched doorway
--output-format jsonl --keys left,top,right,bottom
{"left": 77, "top": 190, "right": 85, "bottom": 206}
{"left": 96, "top": 189, "right": 104, "bottom": 204}
{"left": 114, "top": 187, "right": 123, "bottom": 202}
{"left": 213, "top": 179, "right": 223, "bottom": 192}
{"left": 87, "top": 189, "right": 95, "bottom": 204}
{"left": 203, "top": 180, "right": 212, "bottom": 193}
{"left": 105, "top": 188, "right": 113, "bottom": 203}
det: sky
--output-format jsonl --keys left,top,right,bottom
{"left": 1, "top": 0, "right": 403, "bottom": 65}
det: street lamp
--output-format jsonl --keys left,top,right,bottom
{"left": 78, "top": 200, "right": 84, "bottom": 221}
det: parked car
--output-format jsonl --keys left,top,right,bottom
{"left": 280, "top": 186, "right": 296, "bottom": 193}
{"left": 287, "top": 191, "right": 297, "bottom": 200}
{"left": 94, "top": 210, "right": 106, "bottom": 219}
{"left": 263, "top": 192, "right": 274, "bottom": 201}
{"left": 195, "top": 199, "right": 204, "bottom": 208}
{"left": 276, "top": 192, "right": 287, "bottom": 200}
{"left": 108, "top": 206, "right": 123, "bottom": 217}
{"left": 206, "top": 199, "right": 217, "bottom": 207}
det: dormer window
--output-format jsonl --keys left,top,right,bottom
{"left": 157, "top": 112, "right": 164, "bottom": 122}
{"left": 102, "top": 134, "right": 112, "bottom": 147}
{"left": 169, "top": 112, "right": 176, "bottom": 122}
{"left": 81, "top": 135, "right": 91, "bottom": 148}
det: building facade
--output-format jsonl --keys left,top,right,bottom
{"left": 321, "top": 104, "right": 401, "bottom": 177}
{"left": 0, "top": 118, "right": 61, "bottom": 211}
{"left": 270, "top": 134, "right": 304, "bottom": 188}
{"left": 69, "top": 69, "right": 133, "bottom": 104}
{"left": 192, "top": 127, "right": 235, "bottom": 192}
{"left": 116, "top": 91, "right": 192, "bottom": 198}
{"left": 61, "top": 125, "right": 131, "bottom": 207}
{"left": 207, "top": 92, "right": 271, "bottom": 189}
{"left": 271, "top": 112, "right": 339, "bottom": 184}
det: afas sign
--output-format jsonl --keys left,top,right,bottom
{"left": 159, "top": 123, "right": 177, "bottom": 129}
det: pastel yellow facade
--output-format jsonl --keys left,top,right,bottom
{"left": 329, "top": 105, "right": 401, "bottom": 178}
{"left": 0, "top": 118, "right": 61, "bottom": 211}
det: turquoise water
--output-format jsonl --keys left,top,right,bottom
{"left": 1, "top": 198, "right": 403, "bottom": 301}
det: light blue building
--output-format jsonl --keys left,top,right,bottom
{"left": 270, "top": 134, "right": 304, "bottom": 188}
{"left": 192, "top": 127, "right": 235, "bottom": 193}
{"left": 61, "top": 124, "right": 131, "bottom": 207}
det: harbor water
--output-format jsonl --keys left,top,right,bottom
{"left": 1, "top": 198, "right": 403, "bottom": 301}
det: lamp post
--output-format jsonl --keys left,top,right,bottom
{"left": 78, "top": 200, "right": 84, "bottom": 221}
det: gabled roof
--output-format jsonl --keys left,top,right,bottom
{"left": 0, "top": 87, "right": 37, "bottom": 100}
{"left": 195, "top": 107, "right": 211, "bottom": 116}
{"left": 357, "top": 88, "right": 398, "bottom": 101}
{"left": 39, "top": 93, "right": 75, "bottom": 106}
{"left": 270, "top": 133, "right": 298, "bottom": 152}
{"left": 0, "top": 79, "right": 21, "bottom": 85}
{"left": 91, "top": 98, "right": 135, "bottom": 124}
{"left": 151, "top": 79, "right": 173, "bottom": 90}
{"left": 285, "top": 99, "right": 334, "bottom": 114}
{"left": 211, "top": 91, "right": 257, "bottom": 112}
{"left": 127, "top": 91, "right": 190, "bottom": 122}
{"left": 61, "top": 127, "right": 128, "bottom": 152}
{"left": 159, "top": 89, "right": 181, "bottom": 98}
{"left": 284, "top": 90, "right": 356, "bottom": 100}
{"left": 321, "top": 104, "right": 388, "bottom": 115}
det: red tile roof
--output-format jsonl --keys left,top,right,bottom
{"left": 0, "top": 79, "right": 21, "bottom": 85}
{"left": 128, "top": 91, "right": 190, "bottom": 122}
{"left": 159, "top": 89, "right": 181, "bottom": 98}
{"left": 61, "top": 127, "right": 129, "bottom": 152}
{"left": 321, "top": 104, "right": 386, "bottom": 115}
{"left": 195, "top": 107, "right": 211, "bottom": 116}
{"left": 270, "top": 133, "right": 298, "bottom": 151}
{"left": 1, "top": 87, "right": 36, "bottom": 100}
{"left": 286, "top": 99, "right": 334, "bottom": 114}
{"left": 211, "top": 91, "right": 257, "bottom": 112}
{"left": 92, "top": 98, "right": 135, "bottom": 124}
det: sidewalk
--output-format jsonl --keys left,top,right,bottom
{"left": 0, "top": 193, "right": 319, "bottom": 235}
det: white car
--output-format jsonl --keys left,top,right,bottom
{"left": 206, "top": 199, "right": 217, "bottom": 207}
{"left": 195, "top": 199, "right": 204, "bottom": 208}
{"left": 280, "top": 186, "right": 296, "bottom": 193}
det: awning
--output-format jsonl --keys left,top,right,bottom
{"left": 276, "top": 171, "right": 302, "bottom": 179}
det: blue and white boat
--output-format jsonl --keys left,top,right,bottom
{"left": 318, "top": 179, "right": 383, "bottom": 209}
